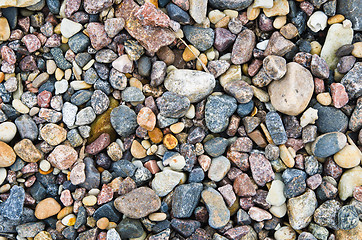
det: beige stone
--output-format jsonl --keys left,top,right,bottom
{"left": 14, "top": 139, "right": 42, "bottom": 163}
{"left": 268, "top": 62, "right": 314, "bottom": 116}
{"left": 352, "top": 42, "right": 362, "bottom": 58}
{"left": 338, "top": 166, "right": 362, "bottom": 201}
{"left": 334, "top": 145, "right": 362, "bottom": 168}
{"left": 335, "top": 221, "right": 362, "bottom": 240}
{"left": 35, "top": 198, "right": 61, "bottom": 219}
{"left": 131, "top": 140, "right": 147, "bottom": 159}
{"left": 263, "top": 0, "right": 289, "bottom": 17}
{"left": 0, "top": 141, "right": 16, "bottom": 167}
{"left": 0, "top": 17, "right": 10, "bottom": 41}
{"left": 0, "top": 0, "right": 41, "bottom": 7}
{"left": 40, "top": 123, "right": 67, "bottom": 146}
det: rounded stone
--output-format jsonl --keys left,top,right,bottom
{"left": 110, "top": 105, "right": 138, "bottom": 138}
{"left": 35, "top": 198, "right": 61, "bottom": 219}
{"left": 40, "top": 123, "right": 67, "bottom": 146}
{"left": 311, "top": 132, "right": 347, "bottom": 158}
{"left": 268, "top": 62, "right": 314, "bottom": 116}
{"left": 0, "top": 122, "right": 17, "bottom": 142}
{"left": 334, "top": 145, "right": 362, "bottom": 168}
{"left": 208, "top": 156, "right": 231, "bottom": 182}
{"left": 47, "top": 145, "right": 78, "bottom": 170}
{"left": 0, "top": 141, "right": 16, "bottom": 167}
{"left": 114, "top": 187, "right": 161, "bottom": 219}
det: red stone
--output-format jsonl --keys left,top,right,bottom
{"left": 144, "top": 160, "right": 160, "bottom": 174}
{"left": 225, "top": 226, "right": 250, "bottom": 239}
{"left": 65, "top": 0, "right": 82, "bottom": 17}
{"left": 1, "top": 46, "right": 16, "bottom": 65}
{"left": 172, "top": 0, "right": 189, "bottom": 11}
{"left": 239, "top": 197, "right": 254, "bottom": 211}
{"left": 227, "top": 115, "right": 241, "bottom": 137}
{"left": 86, "top": 23, "right": 112, "bottom": 51}
{"left": 60, "top": 189, "right": 74, "bottom": 206}
{"left": 22, "top": 34, "right": 41, "bottom": 53}
{"left": 97, "top": 232, "right": 107, "bottom": 240}
{"left": 45, "top": 34, "right": 61, "bottom": 48}
{"left": 233, "top": 173, "right": 256, "bottom": 197}
{"left": 25, "top": 175, "right": 37, "bottom": 188}
{"left": 1, "top": 60, "right": 15, "bottom": 74}
{"left": 134, "top": 2, "right": 171, "bottom": 28}
{"left": 226, "top": 151, "right": 249, "bottom": 171}
{"left": 248, "top": 59, "right": 263, "bottom": 77}
{"left": 330, "top": 83, "right": 349, "bottom": 108}
{"left": 37, "top": 90, "right": 52, "bottom": 108}
{"left": 323, "top": 157, "right": 342, "bottom": 179}
{"left": 85, "top": 133, "right": 111, "bottom": 155}
{"left": 229, "top": 137, "right": 253, "bottom": 152}
{"left": 227, "top": 167, "right": 243, "bottom": 181}
{"left": 306, "top": 174, "right": 322, "bottom": 190}
{"left": 19, "top": 55, "right": 38, "bottom": 71}
{"left": 97, "top": 184, "right": 114, "bottom": 205}
{"left": 314, "top": 77, "right": 325, "bottom": 94}
{"left": 300, "top": 1, "right": 314, "bottom": 16}
{"left": 285, "top": 138, "right": 304, "bottom": 152}
{"left": 294, "top": 154, "right": 304, "bottom": 170}
{"left": 21, "top": 162, "right": 38, "bottom": 174}
{"left": 218, "top": 184, "right": 236, "bottom": 207}
{"left": 18, "top": 17, "right": 30, "bottom": 32}
{"left": 249, "top": 153, "right": 274, "bottom": 187}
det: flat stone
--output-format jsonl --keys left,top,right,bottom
{"left": 114, "top": 187, "right": 161, "bottom": 219}
{"left": 264, "top": 32, "right": 295, "bottom": 57}
{"left": 201, "top": 187, "right": 230, "bottom": 229}
{"left": 208, "top": 156, "right": 231, "bottom": 182}
{"left": 60, "top": 18, "right": 82, "bottom": 38}
{"left": 164, "top": 69, "right": 215, "bottom": 103}
{"left": 268, "top": 62, "right": 314, "bottom": 116}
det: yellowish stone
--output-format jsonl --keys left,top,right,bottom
{"left": 131, "top": 140, "right": 147, "bottom": 159}
{"left": 0, "top": 17, "right": 10, "bottom": 41}
{"left": 352, "top": 42, "right": 362, "bottom": 58}
{"left": 327, "top": 14, "right": 345, "bottom": 25}
{"left": 316, "top": 92, "right": 332, "bottom": 106}
{"left": 196, "top": 53, "right": 208, "bottom": 71}
{"left": 273, "top": 16, "right": 287, "bottom": 29}
{"left": 310, "top": 41, "right": 322, "bottom": 55}
{"left": 183, "top": 45, "right": 200, "bottom": 62}
{"left": 263, "top": 0, "right": 289, "bottom": 17}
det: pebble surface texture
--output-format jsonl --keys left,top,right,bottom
{"left": 0, "top": 0, "right": 361, "bottom": 239}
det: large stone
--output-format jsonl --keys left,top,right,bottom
{"left": 311, "top": 132, "right": 347, "bottom": 158}
{"left": 164, "top": 69, "right": 215, "bottom": 103}
{"left": 320, "top": 23, "right": 354, "bottom": 69}
{"left": 268, "top": 62, "right": 314, "bottom": 116}
{"left": 287, "top": 189, "right": 317, "bottom": 230}
{"left": 114, "top": 187, "right": 161, "bottom": 219}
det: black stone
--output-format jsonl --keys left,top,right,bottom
{"left": 314, "top": 103, "right": 348, "bottom": 133}
{"left": 282, "top": 168, "right": 307, "bottom": 198}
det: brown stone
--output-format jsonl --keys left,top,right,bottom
{"left": 48, "top": 145, "right": 78, "bottom": 170}
{"left": 233, "top": 173, "right": 256, "bottom": 197}
{"left": 148, "top": 128, "right": 163, "bottom": 144}
{"left": 137, "top": 107, "right": 156, "bottom": 131}
{"left": 264, "top": 31, "right": 295, "bottom": 56}
{"left": 14, "top": 139, "right": 42, "bottom": 163}
{"left": 114, "top": 187, "right": 161, "bottom": 218}
{"left": 131, "top": 140, "right": 147, "bottom": 159}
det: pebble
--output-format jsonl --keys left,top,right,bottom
{"left": 0, "top": 17, "right": 10, "bottom": 41}
{"left": 263, "top": 55, "right": 287, "bottom": 80}
{"left": 189, "top": 0, "right": 207, "bottom": 24}
{"left": 341, "top": 62, "right": 362, "bottom": 100}
{"left": 338, "top": 166, "right": 362, "bottom": 201}
{"left": 47, "top": 145, "right": 77, "bottom": 169}
{"left": 248, "top": 207, "right": 272, "bottom": 222}
{"left": 0, "top": 185, "right": 25, "bottom": 220}
{"left": 114, "top": 187, "right": 161, "bottom": 219}
{"left": 164, "top": 69, "right": 215, "bottom": 103}
{"left": 287, "top": 189, "right": 317, "bottom": 230}
{"left": 204, "top": 137, "right": 228, "bottom": 157}
{"left": 60, "top": 18, "right": 82, "bottom": 38}
{"left": 205, "top": 94, "right": 237, "bottom": 133}
{"left": 231, "top": 29, "right": 256, "bottom": 65}
{"left": 183, "top": 26, "right": 214, "bottom": 51}
{"left": 265, "top": 111, "right": 287, "bottom": 145}
{"left": 35, "top": 197, "right": 61, "bottom": 219}
{"left": 282, "top": 168, "right": 307, "bottom": 198}
{"left": 307, "top": 11, "right": 328, "bottom": 32}
{"left": 208, "top": 0, "right": 252, "bottom": 10}
{"left": 86, "top": 22, "right": 111, "bottom": 51}
{"left": 0, "top": 122, "right": 17, "bottom": 142}
{"left": 201, "top": 187, "right": 230, "bottom": 229}
{"left": 268, "top": 62, "right": 314, "bottom": 116}
{"left": 14, "top": 139, "right": 42, "bottom": 163}
{"left": 40, "top": 123, "right": 66, "bottom": 146}
{"left": 152, "top": 169, "right": 184, "bottom": 196}
{"left": 224, "top": 79, "right": 253, "bottom": 104}
{"left": 110, "top": 105, "right": 137, "bottom": 137}
{"left": 266, "top": 180, "right": 286, "bottom": 207}
{"left": 249, "top": 152, "right": 274, "bottom": 186}
{"left": 338, "top": 205, "right": 359, "bottom": 230}
{"left": 263, "top": 0, "right": 289, "bottom": 17}
{"left": 265, "top": 32, "right": 295, "bottom": 56}
{"left": 314, "top": 200, "right": 341, "bottom": 230}
{"left": 208, "top": 156, "right": 231, "bottom": 182}
{"left": 172, "top": 183, "right": 203, "bottom": 218}
{"left": 311, "top": 132, "right": 347, "bottom": 158}
{"left": 320, "top": 22, "right": 354, "bottom": 69}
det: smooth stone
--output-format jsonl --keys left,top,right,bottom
{"left": 338, "top": 166, "right": 362, "bottom": 201}
{"left": 224, "top": 79, "right": 254, "bottom": 104}
{"left": 208, "top": 156, "right": 231, "bottom": 182}
{"left": 172, "top": 183, "right": 203, "bottom": 218}
{"left": 110, "top": 105, "right": 137, "bottom": 138}
{"left": 0, "top": 122, "right": 16, "bottom": 142}
{"left": 152, "top": 169, "right": 184, "bottom": 197}
{"left": 287, "top": 189, "right": 317, "bottom": 230}
{"left": 0, "top": 0, "right": 42, "bottom": 7}
{"left": 14, "top": 139, "right": 42, "bottom": 163}
{"left": 164, "top": 69, "right": 215, "bottom": 103}
{"left": 60, "top": 18, "right": 83, "bottom": 39}
{"left": 0, "top": 17, "right": 10, "bottom": 41}
{"left": 47, "top": 145, "right": 78, "bottom": 170}
{"left": 204, "top": 137, "right": 228, "bottom": 157}
{"left": 311, "top": 132, "right": 347, "bottom": 158}
{"left": 313, "top": 103, "right": 348, "bottom": 133}
{"left": 266, "top": 180, "right": 286, "bottom": 207}
{"left": 68, "top": 33, "right": 90, "bottom": 54}
{"left": 14, "top": 115, "right": 38, "bottom": 141}
{"left": 265, "top": 111, "right": 287, "bottom": 145}
{"left": 307, "top": 11, "right": 328, "bottom": 32}
{"left": 16, "top": 222, "right": 45, "bottom": 238}
{"left": 40, "top": 123, "right": 67, "bottom": 146}
{"left": 183, "top": 26, "right": 214, "bottom": 52}
{"left": 268, "top": 62, "right": 314, "bottom": 116}
{"left": 189, "top": 0, "right": 207, "bottom": 23}
{"left": 209, "top": 0, "right": 253, "bottom": 10}
{"left": 75, "top": 107, "right": 96, "bottom": 125}
{"left": 201, "top": 187, "right": 230, "bottom": 229}
{"left": 334, "top": 145, "right": 362, "bottom": 169}
{"left": 231, "top": 29, "right": 256, "bottom": 65}
{"left": 93, "top": 202, "right": 120, "bottom": 222}
{"left": 34, "top": 198, "right": 61, "bottom": 219}
{"left": 320, "top": 22, "right": 354, "bottom": 70}
{"left": 263, "top": 55, "right": 287, "bottom": 80}
{"left": 237, "top": 101, "right": 254, "bottom": 117}
{"left": 205, "top": 95, "right": 237, "bottom": 133}
{"left": 116, "top": 218, "right": 144, "bottom": 239}
{"left": 121, "top": 87, "right": 145, "bottom": 103}
{"left": 114, "top": 187, "right": 161, "bottom": 219}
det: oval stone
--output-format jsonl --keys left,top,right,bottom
{"left": 311, "top": 132, "right": 347, "bottom": 158}
{"left": 114, "top": 187, "right": 161, "bottom": 219}
{"left": 0, "top": 141, "right": 16, "bottom": 167}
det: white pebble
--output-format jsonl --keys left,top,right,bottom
{"left": 61, "top": 214, "right": 77, "bottom": 226}
{"left": 70, "top": 81, "right": 92, "bottom": 90}
{"left": 0, "top": 168, "right": 7, "bottom": 185}
{"left": 269, "top": 203, "right": 287, "bottom": 218}
{"left": 307, "top": 11, "right": 328, "bottom": 32}
{"left": 300, "top": 107, "right": 318, "bottom": 128}
{"left": 12, "top": 99, "right": 29, "bottom": 114}
{"left": 29, "top": 107, "right": 40, "bottom": 116}
{"left": 256, "top": 40, "right": 269, "bottom": 50}
{"left": 266, "top": 180, "right": 286, "bottom": 206}
{"left": 0, "top": 122, "right": 17, "bottom": 142}
{"left": 55, "top": 79, "right": 69, "bottom": 95}
{"left": 185, "top": 105, "right": 195, "bottom": 119}
{"left": 39, "top": 160, "right": 51, "bottom": 172}
{"left": 88, "top": 188, "right": 100, "bottom": 196}
{"left": 60, "top": 18, "right": 83, "bottom": 38}
{"left": 254, "top": 0, "right": 273, "bottom": 8}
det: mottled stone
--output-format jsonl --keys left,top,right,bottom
{"left": 172, "top": 183, "right": 203, "bottom": 218}
{"left": 231, "top": 29, "right": 256, "bottom": 65}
